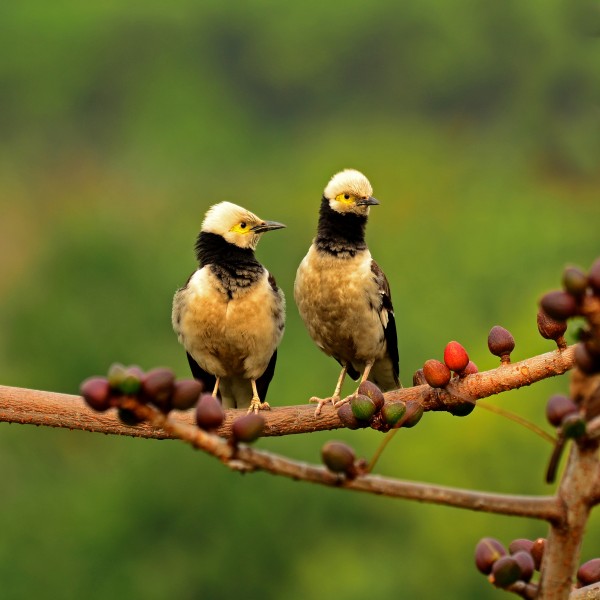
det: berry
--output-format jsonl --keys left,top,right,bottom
{"left": 195, "top": 394, "right": 225, "bottom": 431}
{"left": 403, "top": 400, "right": 424, "bottom": 428}
{"left": 530, "top": 538, "right": 546, "bottom": 570}
{"left": 231, "top": 413, "right": 264, "bottom": 443}
{"left": 141, "top": 368, "right": 176, "bottom": 411}
{"left": 80, "top": 376, "right": 111, "bottom": 412}
{"left": 412, "top": 369, "right": 427, "bottom": 386}
{"left": 321, "top": 441, "right": 356, "bottom": 475}
{"left": 488, "top": 326, "right": 515, "bottom": 362}
{"left": 381, "top": 401, "right": 406, "bottom": 427}
{"left": 107, "top": 363, "right": 128, "bottom": 390}
{"left": 512, "top": 551, "right": 535, "bottom": 583}
{"left": 444, "top": 341, "right": 470, "bottom": 372}
{"left": 540, "top": 290, "right": 578, "bottom": 320}
{"left": 562, "top": 265, "right": 588, "bottom": 297}
{"left": 475, "top": 537, "right": 506, "bottom": 575}
{"left": 575, "top": 343, "right": 600, "bottom": 374}
{"left": 449, "top": 401, "right": 475, "bottom": 417}
{"left": 422, "top": 359, "right": 451, "bottom": 388}
{"left": 171, "top": 379, "right": 204, "bottom": 411}
{"left": 546, "top": 394, "right": 578, "bottom": 427}
{"left": 491, "top": 556, "right": 522, "bottom": 588}
{"left": 350, "top": 394, "right": 377, "bottom": 421}
{"left": 357, "top": 380, "right": 385, "bottom": 411}
{"left": 561, "top": 413, "right": 586, "bottom": 439}
{"left": 509, "top": 539, "right": 534, "bottom": 555}
{"left": 462, "top": 361, "right": 479, "bottom": 376}
{"left": 577, "top": 558, "right": 600, "bottom": 586}
{"left": 537, "top": 310, "right": 567, "bottom": 345}
{"left": 337, "top": 402, "right": 363, "bottom": 429}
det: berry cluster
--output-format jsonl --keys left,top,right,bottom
{"left": 475, "top": 537, "right": 600, "bottom": 592}
{"left": 80, "top": 364, "right": 202, "bottom": 424}
{"left": 540, "top": 259, "right": 600, "bottom": 374}
{"left": 475, "top": 537, "right": 543, "bottom": 589}
{"left": 416, "top": 340, "right": 478, "bottom": 416}
{"left": 80, "top": 363, "right": 266, "bottom": 445}
{"left": 336, "top": 380, "right": 423, "bottom": 433}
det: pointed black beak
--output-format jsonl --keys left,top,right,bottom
{"left": 356, "top": 196, "right": 379, "bottom": 207}
{"left": 251, "top": 220, "right": 286, "bottom": 233}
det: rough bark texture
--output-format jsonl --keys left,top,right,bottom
{"left": 0, "top": 345, "right": 575, "bottom": 439}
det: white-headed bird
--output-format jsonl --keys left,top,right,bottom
{"left": 294, "top": 169, "right": 400, "bottom": 415}
{"left": 172, "top": 202, "right": 286, "bottom": 413}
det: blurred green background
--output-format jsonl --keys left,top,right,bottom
{"left": 1, "top": 1, "right": 599, "bottom": 598}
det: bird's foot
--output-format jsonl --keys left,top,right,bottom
{"left": 247, "top": 397, "right": 271, "bottom": 414}
{"left": 310, "top": 395, "right": 341, "bottom": 417}
{"left": 332, "top": 394, "right": 353, "bottom": 409}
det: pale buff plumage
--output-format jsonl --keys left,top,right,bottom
{"left": 172, "top": 202, "right": 285, "bottom": 412}
{"left": 294, "top": 169, "right": 399, "bottom": 415}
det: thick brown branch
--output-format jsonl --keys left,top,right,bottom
{"left": 0, "top": 346, "right": 575, "bottom": 439}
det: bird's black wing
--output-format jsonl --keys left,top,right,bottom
{"left": 337, "top": 358, "right": 361, "bottom": 381}
{"left": 371, "top": 260, "right": 400, "bottom": 385}
{"left": 256, "top": 349, "right": 277, "bottom": 401}
{"left": 186, "top": 352, "right": 219, "bottom": 399}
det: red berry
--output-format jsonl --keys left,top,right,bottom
{"left": 443, "top": 341, "right": 470, "bottom": 372}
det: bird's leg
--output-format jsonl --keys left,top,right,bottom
{"left": 212, "top": 377, "right": 221, "bottom": 398}
{"left": 247, "top": 379, "right": 271, "bottom": 414}
{"left": 335, "top": 361, "right": 375, "bottom": 408}
{"left": 310, "top": 364, "right": 347, "bottom": 416}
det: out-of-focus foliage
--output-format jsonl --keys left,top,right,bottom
{"left": 0, "top": 1, "right": 599, "bottom": 598}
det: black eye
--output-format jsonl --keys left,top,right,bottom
{"left": 240, "top": 222, "right": 247, "bottom": 229}
{"left": 344, "top": 194, "right": 350, "bottom": 200}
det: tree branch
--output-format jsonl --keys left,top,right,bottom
{"left": 0, "top": 345, "right": 575, "bottom": 439}
{"left": 112, "top": 397, "right": 564, "bottom": 522}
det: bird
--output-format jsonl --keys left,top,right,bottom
{"left": 294, "top": 169, "right": 400, "bottom": 415}
{"left": 172, "top": 201, "right": 286, "bottom": 413}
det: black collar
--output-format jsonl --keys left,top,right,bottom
{"left": 314, "top": 197, "right": 368, "bottom": 257}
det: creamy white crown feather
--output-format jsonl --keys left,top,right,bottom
{"left": 324, "top": 169, "right": 373, "bottom": 200}
{"left": 201, "top": 201, "right": 259, "bottom": 236}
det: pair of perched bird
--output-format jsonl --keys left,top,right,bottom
{"left": 172, "top": 169, "right": 400, "bottom": 415}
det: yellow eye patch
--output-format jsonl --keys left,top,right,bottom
{"left": 335, "top": 193, "right": 356, "bottom": 204}
{"left": 230, "top": 221, "right": 252, "bottom": 234}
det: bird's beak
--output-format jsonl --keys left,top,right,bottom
{"left": 356, "top": 196, "right": 379, "bottom": 207}
{"left": 251, "top": 220, "right": 286, "bottom": 233}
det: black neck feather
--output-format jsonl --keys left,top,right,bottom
{"left": 195, "top": 232, "right": 263, "bottom": 278}
{"left": 315, "top": 197, "right": 368, "bottom": 257}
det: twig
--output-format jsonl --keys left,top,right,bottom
{"left": 117, "top": 397, "right": 564, "bottom": 522}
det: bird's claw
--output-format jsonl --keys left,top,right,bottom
{"left": 247, "top": 398, "right": 271, "bottom": 414}
{"left": 310, "top": 396, "right": 341, "bottom": 417}
{"left": 332, "top": 394, "right": 353, "bottom": 409}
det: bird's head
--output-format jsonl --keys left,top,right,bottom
{"left": 201, "top": 201, "right": 286, "bottom": 250}
{"left": 323, "top": 169, "right": 379, "bottom": 216}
